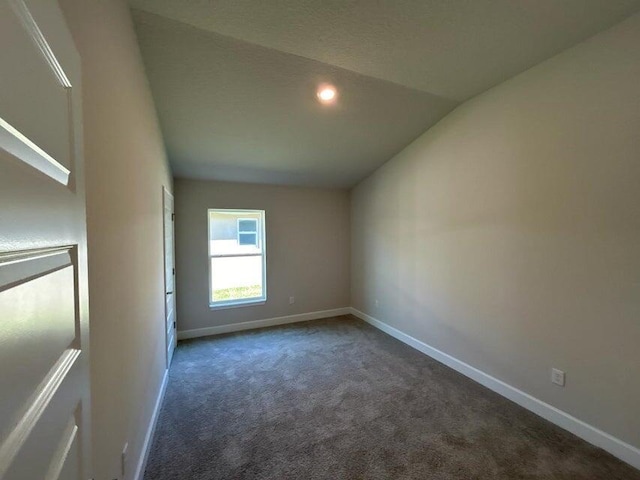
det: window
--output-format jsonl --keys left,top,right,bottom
{"left": 208, "top": 209, "right": 266, "bottom": 308}
{"left": 237, "top": 218, "right": 258, "bottom": 246}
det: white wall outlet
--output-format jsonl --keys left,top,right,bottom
{"left": 374, "top": 299, "right": 379, "bottom": 308}
{"left": 289, "top": 296, "right": 295, "bottom": 305}
{"left": 551, "top": 368, "right": 565, "bottom": 387}
{"left": 121, "top": 442, "right": 128, "bottom": 478}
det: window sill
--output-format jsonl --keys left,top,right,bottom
{"left": 209, "top": 298, "right": 266, "bottom": 311}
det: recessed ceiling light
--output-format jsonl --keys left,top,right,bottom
{"left": 317, "top": 84, "right": 337, "bottom": 103}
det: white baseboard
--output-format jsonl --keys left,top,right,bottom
{"left": 133, "top": 368, "right": 169, "bottom": 480}
{"left": 349, "top": 307, "right": 640, "bottom": 471}
{"left": 177, "top": 307, "right": 352, "bottom": 340}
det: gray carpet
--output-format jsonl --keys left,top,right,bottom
{"left": 144, "top": 316, "right": 640, "bottom": 480}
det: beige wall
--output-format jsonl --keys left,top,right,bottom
{"left": 352, "top": 12, "right": 640, "bottom": 450}
{"left": 175, "top": 179, "right": 350, "bottom": 332}
{"left": 60, "top": 1, "right": 172, "bottom": 479}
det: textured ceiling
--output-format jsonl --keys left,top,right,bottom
{"left": 130, "top": 0, "right": 640, "bottom": 101}
{"left": 130, "top": 1, "right": 640, "bottom": 187}
{"left": 132, "top": 11, "right": 456, "bottom": 187}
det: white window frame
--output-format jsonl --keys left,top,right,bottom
{"left": 237, "top": 218, "right": 259, "bottom": 247}
{"left": 208, "top": 209, "right": 267, "bottom": 309}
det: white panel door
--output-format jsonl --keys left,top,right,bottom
{"left": 163, "top": 187, "right": 176, "bottom": 366}
{"left": 0, "top": 1, "right": 90, "bottom": 479}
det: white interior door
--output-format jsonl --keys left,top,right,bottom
{"left": 163, "top": 187, "right": 177, "bottom": 366}
{"left": 0, "top": 1, "right": 90, "bottom": 479}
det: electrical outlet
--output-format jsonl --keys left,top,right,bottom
{"left": 374, "top": 299, "right": 379, "bottom": 308}
{"left": 289, "top": 296, "right": 295, "bottom": 305}
{"left": 121, "top": 442, "right": 128, "bottom": 478}
{"left": 551, "top": 368, "right": 565, "bottom": 387}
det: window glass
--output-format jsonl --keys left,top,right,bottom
{"left": 208, "top": 209, "right": 266, "bottom": 307}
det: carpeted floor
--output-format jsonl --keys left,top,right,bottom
{"left": 144, "top": 315, "right": 640, "bottom": 480}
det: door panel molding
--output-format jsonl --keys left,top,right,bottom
{"left": 1, "top": 0, "right": 74, "bottom": 185}
{"left": 0, "top": 245, "right": 82, "bottom": 478}
{"left": 7, "top": 0, "right": 72, "bottom": 88}
{"left": 0, "top": 246, "right": 72, "bottom": 291}
{"left": 0, "top": 349, "right": 80, "bottom": 478}
{"left": 43, "top": 417, "right": 78, "bottom": 480}
{"left": 0, "top": 117, "right": 70, "bottom": 185}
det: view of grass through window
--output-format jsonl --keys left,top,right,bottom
{"left": 212, "top": 285, "right": 262, "bottom": 302}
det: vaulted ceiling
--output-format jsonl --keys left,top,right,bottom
{"left": 129, "top": 0, "right": 640, "bottom": 187}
